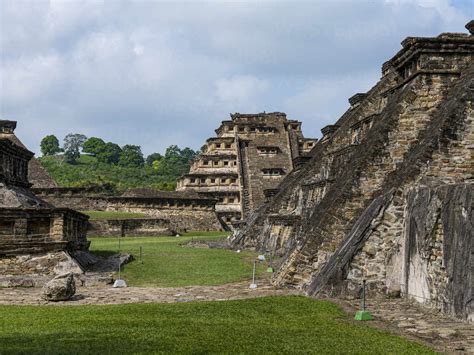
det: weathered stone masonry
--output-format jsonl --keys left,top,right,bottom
{"left": 177, "top": 112, "right": 316, "bottom": 227}
{"left": 232, "top": 22, "right": 474, "bottom": 321}
{"left": 0, "top": 137, "right": 89, "bottom": 257}
{"left": 0, "top": 120, "right": 57, "bottom": 188}
{"left": 34, "top": 187, "right": 224, "bottom": 233}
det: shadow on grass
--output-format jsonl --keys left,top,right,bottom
{"left": 89, "top": 250, "right": 118, "bottom": 259}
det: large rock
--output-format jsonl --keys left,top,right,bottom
{"left": 42, "top": 273, "right": 76, "bottom": 301}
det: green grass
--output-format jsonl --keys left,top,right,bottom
{"left": 82, "top": 210, "right": 148, "bottom": 220}
{"left": 89, "top": 232, "right": 267, "bottom": 287}
{"left": 0, "top": 296, "right": 433, "bottom": 354}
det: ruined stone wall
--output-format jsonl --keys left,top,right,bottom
{"left": 32, "top": 189, "right": 109, "bottom": 211}
{"left": 0, "top": 252, "right": 71, "bottom": 278}
{"left": 33, "top": 189, "right": 224, "bottom": 232}
{"left": 345, "top": 184, "right": 472, "bottom": 320}
{"left": 88, "top": 218, "right": 176, "bottom": 237}
{"left": 106, "top": 202, "right": 222, "bottom": 232}
{"left": 0, "top": 208, "right": 90, "bottom": 256}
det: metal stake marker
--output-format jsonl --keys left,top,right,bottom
{"left": 267, "top": 252, "right": 274, "bottom": 273}
{"left": 140, "top": 246, "right": 143, "bottom": 264}
{"left": 354, "top": 279, "right": 372, "bottom": 321}
{"left": 362, "top": 279, "right": 366, "bottom": 311}
{"left": 113, "top": 224, "right": 127, "bottom": 288}
{"left": 249, "top": 260, "right": 257, "bottom": 289}
{"left": 113, "top": 261, "right": 127, "bottom": 288}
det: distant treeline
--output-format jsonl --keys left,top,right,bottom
{"left": 38, "top": 134, "right": 199, "bottom": 192}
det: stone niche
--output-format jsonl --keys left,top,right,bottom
{"left": 0, "top": 208, "right": 89, "bottom": 256}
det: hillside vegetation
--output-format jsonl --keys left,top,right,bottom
{"left": 38, "top": 133, "right": 199, "bottom": 193}
{"left": 39, "top": 155, "right": 181, "bottom": 192}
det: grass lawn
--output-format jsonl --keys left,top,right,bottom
{"left": 88, "top": 232, "right": 267, "bottom": 287}
{"left": 81, "top": 210, "right": 148, "bottom": 220}
{"left": 0, "top": 296, "right": 433, "bottom": 354}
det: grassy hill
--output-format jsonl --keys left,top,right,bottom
{"left": 39, "top": 155, "right": 181, "bottom": 193}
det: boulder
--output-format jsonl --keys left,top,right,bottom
{"left": 42, "top": 273, "right": 76, "bottom": 301}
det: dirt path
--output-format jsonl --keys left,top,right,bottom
{"left": 0, "top": 279, "right": 300, "bottom": 306}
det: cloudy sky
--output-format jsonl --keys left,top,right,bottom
{"left": 1, "top": 0, "right": 472, "bottom": 156}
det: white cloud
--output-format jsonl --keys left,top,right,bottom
{"left": 2, "top": 53, "right": 64, "bottom": 104}
{"left": 283, "top": 71, "right": 380, "bottom": 138}
{"left": 214, "top": 75, "right": 269, "bottom": 111}
{"left": 0, "top": 0, "right": 470, "bottom": 155}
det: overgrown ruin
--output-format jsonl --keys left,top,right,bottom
{"left": 177, "top": 112, "right": 316, "bottom": 227}
{"left": 232, "top": 22, "right": 474, "bottom": 321}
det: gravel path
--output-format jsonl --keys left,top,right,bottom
{"left": 331, "top": 297, "right": 474, "bottom": 354}
{"left": 0, "top": 279, "right": 299, "bottom": 306}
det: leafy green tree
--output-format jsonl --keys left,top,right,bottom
{"left": 180, "top": 147, "right": 196, "bottom": 162}
{"left": 40, "top": 135, "right": 62, "bottom": 156}
{"left": 63, "top": 133, "right": 87, "bottom": 163}
{"left": 83, "top": 137, "right": 106, "bottom": 156}
{"left": 119, "top": 145, "right": 144, "bottom": 168}
{"left": 96, "top": 142, "right": 122, "bottom": 164}
{"left": 155, "top": 145, "right": 197, "bottom": 176}
{"left": 146, "top": 152, "right": 163, "bottom": 166}
{"left": 152, "top": 160, "right": 161, "bottom": 170}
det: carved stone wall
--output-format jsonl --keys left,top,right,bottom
{"left": 177, "top": 112, "right": 317, "bottom": 225}
{"left": 88, "top": 218, "right": 176, "bottom": 237}
{"left": 32, "top": 188, "right": 224, "bottom": 232}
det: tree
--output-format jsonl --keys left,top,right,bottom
{"left": 119, "top": 145, "right": 144, "bottom": 167}
{"left": 63, "top": 133, "right": 87, "bottom": 163}
{"left": 164, "top": 145, "right": 181, "bottom": 159}
{"left": 154, "top": 145, "right": 197, "bottom": 176}
{"left": 152, "top": 160, "right": 161, "bottom": 170}
{"left": 181, "top": 147, "right": 196, "bottom": 162}
{"left": 83, "top": 137, "right": 106, "bottom": 156}
{"left": 40, "top": 135, "right": 62, "bottom": 156}
{"left": 146, "top": 152, "right": 163, "bottom": 166}
{"left": 96, "top": 142, "right": 122, "bottom": 164}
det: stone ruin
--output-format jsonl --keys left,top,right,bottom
{"left": 0, "top": 120, "right": 57, "bottom": 188}
{"left": 177, "top": 112, "right": 317, "bottom": 228}
{"left": 33, "top": 186, "right": 223, "bottom": 234}
{"left": 31, "top": 112, "right": 316, "bottom": 232}
{"left": 0, "top": 135, "right": 89, "bottom": 256}
{"left": 0, "top": 129, "right": 91, "bottom": 286}
{"left": 232, "top": 22, "right": 474, "bottom": 321}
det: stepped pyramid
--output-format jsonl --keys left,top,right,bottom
{"left": 232, "top": 21, "right": 474, "bottom": 320}
{"left": 176, "top": 112, "right": 317, "bottom": 227}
